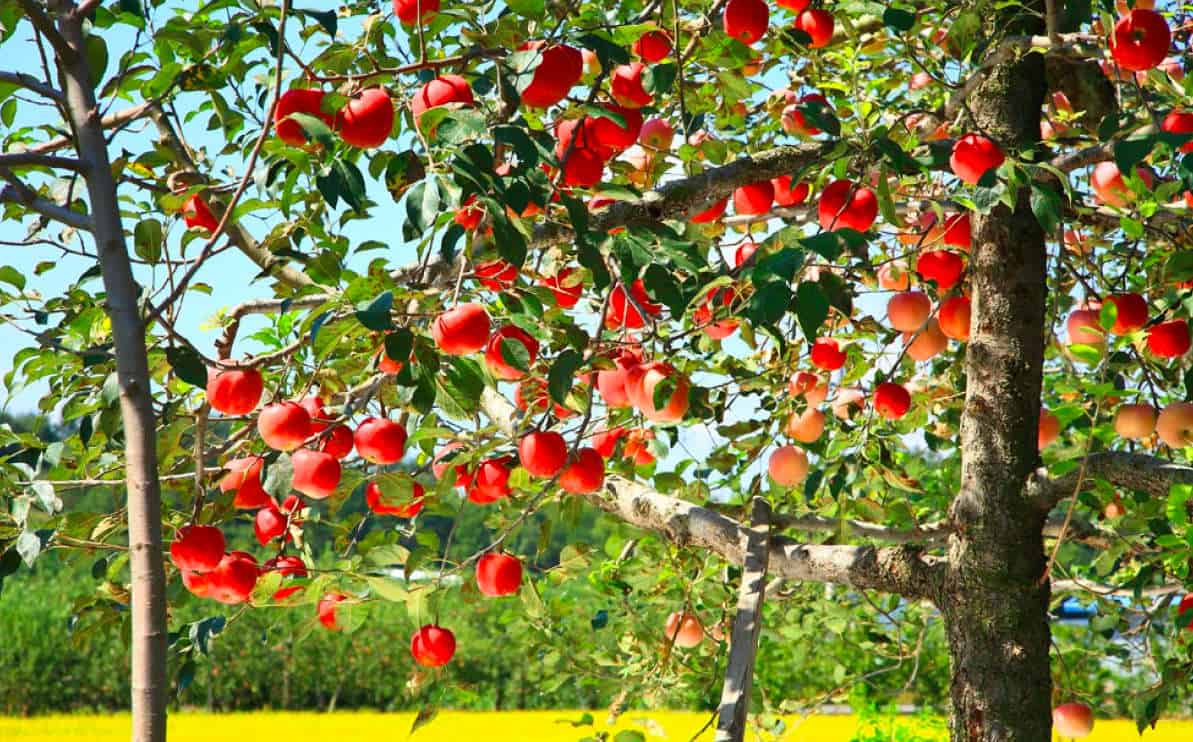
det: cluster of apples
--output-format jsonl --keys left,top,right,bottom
{"left": 723, "top": 0, "right": 836, "bottom": 49}
{"left": 1065, "top": 295, "right": 1190, "bottom": 359}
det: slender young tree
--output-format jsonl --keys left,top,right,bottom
{"left": 2, "top": 2, "right": 1193, "bottom": 742}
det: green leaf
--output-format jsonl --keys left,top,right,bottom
{"left": 1029, "top": 183, "right": 1062, "bottom": 235}
{"left": 298, "top": 8, "right": 337, "bottom": 36}
{"left": 165, "top": 346, "right": 207, "bottom": 388}
{"left": 1099, "top": 300, "right": 1118, "bottom": 332}
{"left": 882, "top": 7, "right": 917, "bottom": 32}
{"left": 411, "top": 705, "right": 439, "bottom": 735}
{"left": 133, "top": 219, "right": 163, "bottom": 263}
{"left": 0, "top": 265, "right": 26, "bottom": 291}
{"left": 506, "top": 0, "right": 545, "bottom": 18}
{"left": 548, "top": 349, "right": 584, "bottom": 405}
{"left": 577, "top": 33, "right": 631, "bottom": 69}
{"left": 499, "top": 336, "right": 532, "bottom": 374}
{"left": 1114, "top": 135, "right": 1157, "bottom": 174}
{"left": 262, "top": 454, "right": 293, "bottom": 500}
{"left": 746, "top": 281, "right": 791, "bottom": 328}
{"left": 614, "top": 732, "right": 646, "bottom": 742}
{"left": 1166, "top": 484, "right": 1192, "bottom": 528}
{"left": 384, "top": 328, "right": 413, "bottom": 365}
{"left": 642, "top": 63, "right": 676, "bottom": 96}
{"left": 285, "top": 112, "right": 334, "bottom": 148}
{"left": 355, "top": 291, "right": 394, "bottom": 332}
{"left": 800, "top": 232, "right": 843, "bottom": 261}
{"left": 642, "top": 264, "right": 684, "bottom": 316}
{"left": 437, "top": 357, "right": 486, "bottom": 419}
{"left": 435, "top": 109, "right": 487, "bottom": 145}
{"left": 794, "top": 281, "right": 830, "bottom": 340}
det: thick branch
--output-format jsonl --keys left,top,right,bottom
{"left": 15, "top": 0, "right": 76, "bottom": 62}
{"left": 0, "top": 152, "right": 85, "bottom": 171}
{"left": 0, "top": 169, "right": 93, "bottom": 231}
{"left": 0, "top": 70, "right": 63, "bottom": 102}
{"left": 1038, "top": 451, "right": 1193, "bottom": 509}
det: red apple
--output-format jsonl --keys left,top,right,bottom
{"left": 586, "top": 105, "right": 643, "bottom": 158}
{"left": 1161, "top": 110, "right": 1193, "bottom": 153}
{"left": 474, "top": 259, "right": 519, "bottom": 291}
{"left": 734, "top": 241, "right": 758, "bottom": 268}
{"left": 1038, "top": 409, "right": 1060, "bottom": 449}
{"left": 454, "top": 195, "right": 484, "bottom": 231}
{"left": 633, "top": 30, "right": 673, "bottom": 62}
{"left": 274, "top": 88, "right": 332, "bottom": 146}
{"left": 476, "top": 552, "right": 523, "bottom": 597}
{"left": 781, "top": 93, "right": 830, "bottom": 136}
{"left": 206, "top": 367, "right": 263, "bottom": 416}
{"left": 794, "top": 9, "right": 834, "bottom": 48}
{"left": 1111, "top": 9, "right": 1170, "bottom": 72}
{"left": 470, "top": 457, "right": 512, "bottom": 503}
{"left": 938, "top": 295, "right": 972, "bottom": 341}
{"left": 170, "top": 525, "right": 224, "bottom": 573}
{"left": 772, "top": 175, "right": 809, "bottom": 206}
{"left": 182, "top": 195, "right": 220, "bottom": 233}
{"left": 366, "top": 479, "right": 426, "bottom": 517}
{"left": 290, "top": 448, "right": 341, "bottom": 499}
{"left": 810, "top": 338, "right": 846, "bottom": 371}
{"left": 605, "top": 279, "right": 662, "bottom": 330}
{"left": 818, "top": 180, "right": 878, "bottom": 232}
{"left": 776, "top": 0, "right": 810, "bottom": 10}
{"left": 485, "top": 325, "right": 539, "bottom": 381}
{"left": 354, "top": 417, "right": 407, "bottom": 465}
{"left": 878, "top": 261, "right": 911, "bottom": 291}
{"left": 691, "top": 197, "right": 728, "bottom": 223}
{"left": 1157, "top": 402, "right": 1193, "bottom": 447}
{"left": 411, "top": 74, "right": 474, "bottom": 122}
{"left": 789, "top": 371, "right": 828, "bottom": 405}
{"left": 1066, "top": 306, "right": 1105, "bottom": 347}
{"left": 1091, "top": 161, "right": 1154, "bottom": 208}
{"left": 432, "top": 441, "right": 473, "bottom": 487}
{"left": 916, "top": 249, "right": 965, "bottom": 290}
{"left": 665, "top": 611, "right": 704, "bottom": 648}
{"left": 785, "top": 408, "right": 825, "bottom": 443}
{"left": 950, "top": 134, "right": 1005, "bottom": 184}
{"left": 336, "top": 88, "right": 394, "bottom": 149}
{"left": 559, "top": 447, "right": 605, "bottom": 493}
{"left": 597, "top": 350, "right": 642, "bottom": 408}
{"left": 639, "top": 117, "right": 675, "bottom": 151}
{"left": 393, "top": 0, "right": 439, "bottom": 26}
{"left": 541, "top": 268, "right": 584, "bottom": 308}
{"left": 942, "top": 212, "right": 972, "bottom": 250}
{"left": 207, "top": 551, "right": 259, "bottom": 605}
{"left": 1052, "top": 702, "right": 1094, "bottom": 738}
{"left": 320, "top": 425, "right": 354, "bottom": 459}
{"left": 831, "top": 387, "right": 866, "bottom": 420}
{"left": 1107, "top": 293, "right": 1149, "bottom": 334}
{"left": 180, "top": 569, "right": 212, "bottom": 598}
{"left": 433, "top": 303, "right": 492, "bottom": 355}
{"left": 733, "top": 180, "right": 775, "bottom": 216}
{"left": 254, "top": 502, "right": 288, "bottom": 546}
{"left": 611, "top": 62, "right": 653, "bottom": 109}
{"left": 219, "top": 456, "right": 270, "bottom": 509}
{"left": 625, "top": 361, "right": 690, "bottom": 423}
{"left": 905, "top": 319, "right": 948, "bottom": 361}
{"left": 1147, "top": 319, "right": 1190, "bottom": 358}
{"left": 768, "top": 445, "right": 809, "bottom": 487}
{"left": 518, "top": 430, "right": 569, "bottom": 478}
{"left": 410, "top": 624, "right": 456, "bottom": 667}
{"left": 257, "top": 402, "right": 313, "bottom": 451}
{"left": 1114, "top": 403, "right": 1156, "bottom": 440}
{"left": 592, "top": 427, "right": 628, "bottom": 458}
{"left": 723, "top": 0, "right": 769, "bottom": 44}
{"left": 518, "top": 42, "right": 583, "bottom": 108}
{"left": 694, "top": 287, "right": 740, "bottom": 339}
{"left": 887, "top": 291, "right": 931, "bottom": 332}
{"left": 317, "top": 592, "right": 346, "bottom": 631}
{"left": 623, "top": 429, "right": 656, "bottom": 466}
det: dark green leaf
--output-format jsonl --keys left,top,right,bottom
{"left": 133, "top": 219, "right": 163, "bottom": 263}
{"left": 746, "top": 281, "right": 791, "bottom": 328}
{"left": 1029, "top": 183, "right": 1062, "bottom": 234}
{"left": 794, "top": 281, "right": 830, "bottom": 340}
{"left": 355, "top": 291, "right": 394, "bottom": 332}
{"left": 882, "top": 7, "right": 916, "bottom": 32}
{"left": 384, "top": 328, "right": 413, "bottom": 365}
{"left": 548, "top": 349, "right": 584, "bottom": 405}
{"left": 165, "top": 346, "right": 207, "bottom": 388}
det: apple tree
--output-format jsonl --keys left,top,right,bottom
{"left": 2, "top": 1, "right": 1193, "bottom": 741}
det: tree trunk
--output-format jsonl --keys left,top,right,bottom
{"left": 941, "top": 8, "right": 1052, "bottom": 742}
{"left": 54, "top": 10, "right": 168, "bottom": 742}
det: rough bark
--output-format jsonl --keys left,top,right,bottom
{"left": 1039, "top": 451, "right": 1193, "bottom": 507}
{"left": 52, "top": 6, "right": 168, "bottom": 742}
{"left": 941, "top": 10, "right": 1053, "bottom": 742}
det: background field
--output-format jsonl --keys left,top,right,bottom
{"left": 1, "top": 712, "right": 1190, "bottom": 742}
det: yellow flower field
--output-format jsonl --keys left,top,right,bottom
{"left": 0, "top": 711, "right": 1190, "bottom": 742}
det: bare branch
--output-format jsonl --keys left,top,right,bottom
{"left": 0, "top": 70, "right": 63, "bottom": 102}
{"left": 15, "top": 0, "right": 77, "bottom": 63}
{"left": 1052, "top": 578, "right": 1184, "bottom": 599}
{"left": 0, "top": 168, "right": 93, "bottom": 231}
{"left": 1036, "top": 451, "right": 1193, "bottom": 509}
{"left": 0, "top": 152, "right": 86, "bottom": 171}
{"left": 27, "top": 100, "right": 155, "bottom": 154}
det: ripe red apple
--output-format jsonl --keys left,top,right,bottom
{"left": 366, "top": 479, "right": 425, "bottom": 517}
{"left": 781, "top": 93, "right": 830, "bottom": 136}
{"left": 206, "top": 367, "right": 263, "bottom": 416}
{"left": 810, "top": 338, "right": 846, "bottom": 371}
{"left": 611, "top": 62, "right": 653, "bottom": 109}
{"left": 789, "top": 371, "right": 828, "bottom": 405}
{"left": 887, "top": 291, "right": 931, "bottom": 332}
{"left": 733, "top": 241, "right": 758, "bottom": 267}
{"left": 320, "top": 425, "right": 354, "bottom": 459}
{"left": 639, "top": 117, "right": 675, "bottom": 151}
{"left": 768, "top": 445, "right": 809, "bottom": 487}
{"left": 625, "top": 361, "right": 690, "bottom": 423}
{"left": 1052, "top": 702, "right": 1094, "bottom": 738}
{"left": 410, "top": 624, "right": 456, "bottom": 667}
{"left": 219, "top": 456, "right": 270, "bottom": 509}
{"left": 723, "top": 0, "right": 769, "bottom": 45}
{"left": 1091, "top": 161, "right": 1154, "bottom": 207}
{"left": 1106, "top": 293, "right": 1148, "bottom": 334}
{"left": 1067, "top": 306, "right": 1105, "bottom": 347}
{"left": 180, "top": 569, "right": 212, "bottom": 598}
{"left": 299, "top": 395, "right": 329, "bottom": 434}
{"left": 1147, "top": 319, "right": 1190, "bottom": 358}
{"left": 818, "top": 180, "right": 878, "bottom": 232}
{"left": 518, "top": 430, "right": 569, "bottom": 478}
{"left": 597, "top": 350, "right": 642, "bottom": 408}
{"left": 170, "top": 525, "right": 224, "bottom": 573}
{"left": 454, "top": 195, "right": 484, "bottom": 231}
{"left": 393, "top": 0, "right": 439, "bottom": 26}
{"left": 317, "top": 592, "right": 346, "bottom": 631}
{"left": 1038, "top": 409, "right": 1060, "bottom": 449}
{"left": 540, "top": 268, "right": 583, "bottom": 308}
{"left": 694, "top": 287, "right": 740, "bottom": 339}
{"left": 786, "top": 408, "right": 825, "bottom": 443}
{"left": 950, "top": 134, "right": 1005, "bottom": 184}
{"left": 336, "top": 88, "right": 394, "bottom": 149}
{"left": 733, "top": 180, "right": 775, "bottom": 216}
{"left": 1114, "top": 403, "right": 1156, "bottom": 440}
{"left": 776, "top": 0, "right": 810, "bottom": 10}
{"left": 354, "top": 417, "right": 407, "bottom": 465}
{"left": 665, "top": 611, "right": 704, "bottom": 648}
{"left": 207, "top": 551, "right": 259, "bottom": 605}
{"left": 905, "top": 319, "right": 948, "bottom": 361}
{"left": 433, "top": 303, "right": 492, "bottom": 355}
{"left": 257, "top": 402, "right": 313, "bottom": 451}
{"left": 605, "top": 279, "right": 662, "bottom": 330}
{"left": 691, "top": 197, "right": 728, "bottom": 223}
{"left": 1161, "top": 110, "right": 1193, "bottom": 153}
{"left": 586, "top": 105, "right": 644, "bottom": 158}
{"left": 874, "top": 382, "right": 911, "bottom": 420}
{"left": 552, "top": 126, "right": 606, "bottom": 187}
{"left": 1157, "top": 402, "right": 1193, "bottom": 447}
{"left": 1111, "top": 9, "right": 1170, "bottom": 72}
{"left": 469, "top": 457, "right": 512, "bottom": 504}
{"left": 411, "top": 74, "right": 474, "bottom": 122}
{"left": 254, "top": 501, "right": 288, "bottom": 546}
{"left": 942, "top": 212, "right": 972, "bottom": 250}
{"left": 432, "top": 441, "right": 473, "bottom": 487}
{"left": 633, "top": 30, "right": 672, "bottom": 62}
{"left": 264, "top": 554, "right": 307, "bottom": 578}
{"left": 518, "top": 42, "right": 583, "bottom": 108}
{"left": 772, "top": 175, "right": 809, "bottom": 206}
{"left": 559, "top": 447, "right": 605, "bottom": 493}
{"left": 474, "top": 259, "right": 519, "bottom": 291}
{"left": 274, "top": 89, "right": 332, "bottom": 146}
{"left": 484, "top": 325, "right": 539, "bottom": 381}
{"left": 938, "top": 295, "right": 972, "bottom": 341}
{"left": 182, "top": 195, "right": 220, "bottom": 232}
{"left": 916, "top": 250, "right": 965, "bottom": 290}
{"left": 476, "top": 552, "right": 523, "bottom": 597}
{"left": 291, "top": 448, "right": 341, "bottom": 499}
{"left": 794, "top": 9, "right": 834, "bottom": 48}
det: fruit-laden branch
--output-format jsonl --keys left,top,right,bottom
{"left": 0, "top": 168, "right": 94, "bottom": 231}
{"left": 1038, "top": 451, "right": 1193, "bottom": 509}
{"left": 477, "top": 390, "right": 944, "bottom": 600}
